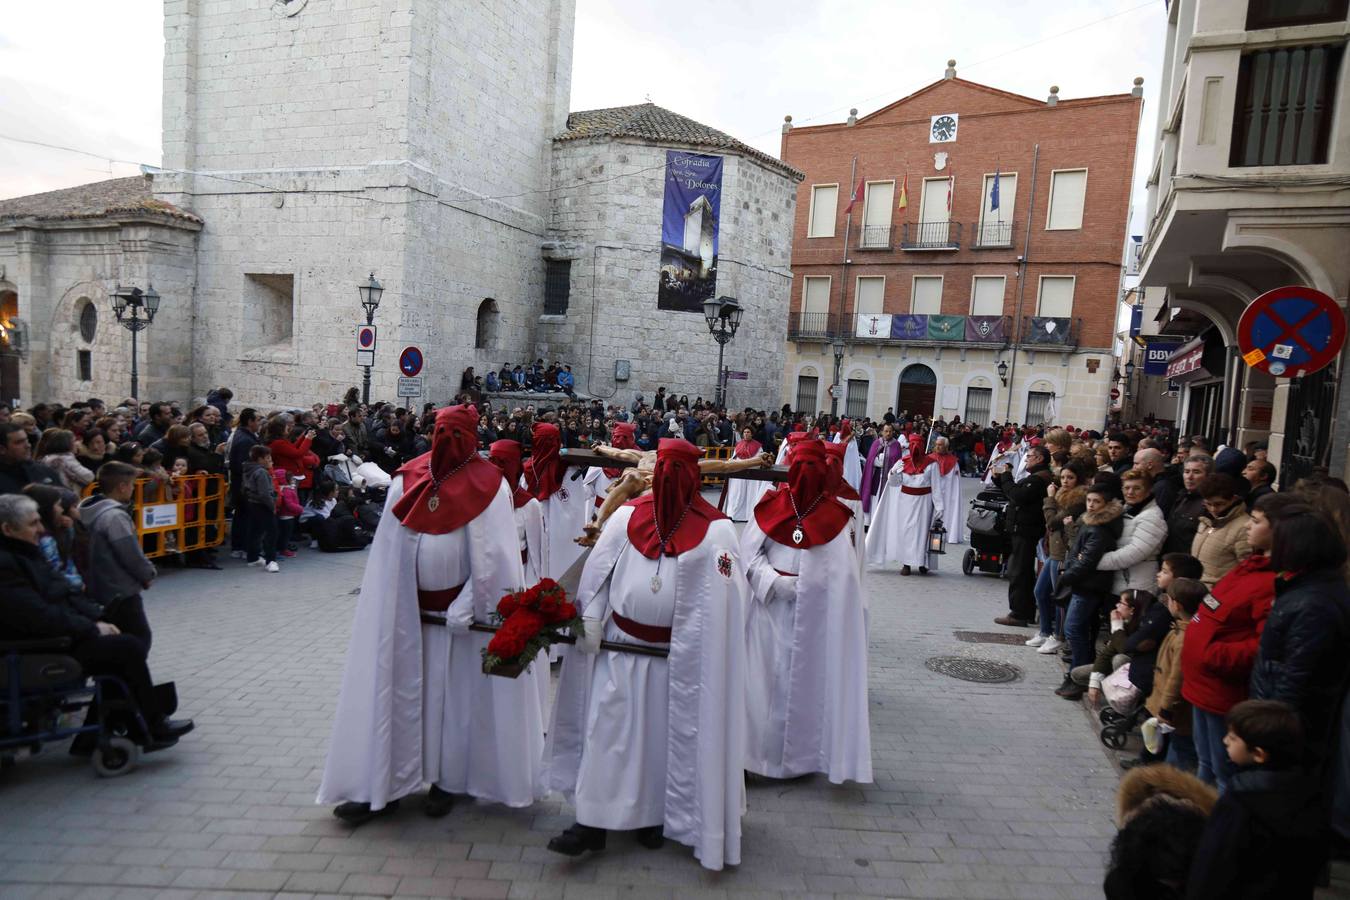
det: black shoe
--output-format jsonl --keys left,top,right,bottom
{"left": 150, "top": 718, "right": 195, "bottom": 741}
{"left": 901, "top": 566, "right": 912, "bottom": 576}
{"left": 1053, "top": 675, "right": 1075, "bottom": 696}
{"left": 1058, "top": 683, "right": 1086, "bottom": 701}
{"left": 548, "top": 823, "right": 606, "bottom": 856}
{"left": 424, "top": 785, "right": 454, "bottom": 818}
{"left": 635, "top": 825, "right": 664, "bottom": 850}
{"left": 918, "top": 566, "right": 928, "bottom": 575}
{"left": 333, "top": 798, "right": 400, "bottom": 826}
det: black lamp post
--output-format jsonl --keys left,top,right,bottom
{"left": 357, "top": 272, "right": 384, "bottom": 404}
{"left": 831, "top": 336, "right": 846, "bottom": 417}
{"left": 110, "top": 283, "right": 161, "bottom": 400}
{"left": 997, "top": 358, "right": 1009, "bottom": 387}
{"left": 1123, "top": 359, "right": 1136, "bottom": 399}
{"left": 702, "top": 295, "right": 743, "bottom": 409}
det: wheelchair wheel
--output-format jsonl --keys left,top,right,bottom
{"left": 962, "top": 549, "right": 975, "bottom": 576}
{"left": 1100, "top": 727, "right": 1129, "bottom": 750}
{"left": 93, "top": 737, "right": 140, "bottom": 778}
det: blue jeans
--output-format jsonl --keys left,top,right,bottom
{"left": 1033, "top": 558, "right": 1061, "bottom": 637}
{"left": 1192, "top": 707, "right": 1236, "bottom": 791}
{"left": 1165, "top": 731, "right": 1199, "bottom": 773}
{"left": 1064, "top": 593, "right": 1100, "bottom": 668}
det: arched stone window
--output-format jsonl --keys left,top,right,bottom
{"left": 78, "top": 299, "right": 97, "bottom": 343}
{"left": 475, "top": 298, "right": 499, "bottom": 350}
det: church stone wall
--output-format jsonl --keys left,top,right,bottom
{"left": 540, "top": 138, "right": 797, "bottom": 411}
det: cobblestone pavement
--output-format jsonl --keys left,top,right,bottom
{"left": 2, "top": 478, "right": 1345, "bottom": 899}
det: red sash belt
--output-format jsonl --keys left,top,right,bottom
{"left": 418, "top": 583, "right": 465, "bottom": 612}
{"left": 773, "top": 568, "right": 798, "bottom": 577}
{"left": 612, "top": 611, "right": 672, "bottom": 644}
{"left": 901, "top": 485, "right": 931, "bottom": 496}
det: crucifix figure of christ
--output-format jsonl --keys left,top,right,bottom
{"left": 575, "top": 443, "right": 775, "bottom": 546}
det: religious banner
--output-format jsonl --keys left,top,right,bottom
{"left": 657, "top": 151, "right": 723, "bottom": 312}
{"left": 855, "top": 313, "right": 893, "bottom": 339}
{"left": 1025, "top": 316, "right": 1072, "bottom": 345}
{"left": 890, "top": 315, "right": 927, "bottom": 341}
{"left": 927, "top": 315, "right": 965, "bottom": 341}
{"left": 964, "top": 315, "right": 1007, "bottom": 343}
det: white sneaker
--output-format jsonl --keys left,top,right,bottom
{"left": 265, "top": 561, "right": 280, "bottom": 573}
{"left": 246, "top": 558, "right": 264, "bottom": 567}
{"left": 1038, "top": 636, "right": 1065, "bottom": 654}
{"left": 309, "top": 540, "right": 319, "bottom": 550}
{"left": 231, "top": 550, "right": 246, "bottom": 560}
{"left": 1025, "top": 633, "right": 1048, "bottom": 648}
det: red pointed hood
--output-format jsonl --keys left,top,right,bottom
{"left": 525, "top": 423, "right": 564, "bottom": 501}
{"left": 393, "top": 404, "right": 502, "bottom": 534}
{"left": 488, "top": 439, "right": 533, "bottom": 509}
{"left": 626, "top": 439, "right": 725, "bottom": 558}
{"left": 754, "top": 439, "right": 851, "bottom": 548}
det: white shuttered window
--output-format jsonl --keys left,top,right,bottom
{"left": 808, "top": 185, "right": 838, "bottom": 238}
{"left": 1037, "top": 276, "right": 1076, "bottom": 317}
{"left": 911, "top": 276, "right": 943, "bottom": 315}
{"left": 970, "top": 276, "right": 1006, "bottom": 316}
{"left": 1046, "top": 169, "right": 1087, "bottom": 230}
{"left": 855, "top": 277, "right": 885, "bottom": 315}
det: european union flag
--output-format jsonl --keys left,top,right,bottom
{"left": 990, "top": 168, "right": 1001, "bottom": 211}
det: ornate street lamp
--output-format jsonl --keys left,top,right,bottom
{"left": 357, "top": 272, "right": 383, "bottom": 404}
{"left": 702, "top": 295, "right": 743, "bottom": 408}
{"left": 110, "top": 283, "right": 161, "bottom": 400}
{"left": 831, "top": 336, "right": 847, "bottom": 417}
{"left": 997, "top": 358, "right": 1009, "bottom": 387}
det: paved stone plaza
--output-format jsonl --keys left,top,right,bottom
{"left": 0, "top": 479, "right": 1343, "bottom": 900}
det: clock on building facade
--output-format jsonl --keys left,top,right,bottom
{"left": 930, "top": 114, "right": 958, "bottom": 143}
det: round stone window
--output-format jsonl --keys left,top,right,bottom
{"left": 79, "top": 302, "right": 97, "bottom": 343}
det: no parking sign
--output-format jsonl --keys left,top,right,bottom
{"left": 1238, "top": 286, "right": 1346, "bottom": 378}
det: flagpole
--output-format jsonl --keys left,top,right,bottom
{"left": 838, "top": 156, "right": 857, "bottom": 411}
{"left": 1005, "top": 143, "right": 1040, "bottom": 421}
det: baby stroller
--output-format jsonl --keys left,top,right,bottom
{"left": 1098, "top": 663, "right": 1148, "bottom": 750}
{"left": 962, "top": 487, "right": 1010, "bottom": 576}
{"left": 1, "top": 638, "right": 178, "bottom": 777}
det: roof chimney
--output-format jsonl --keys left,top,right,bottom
{"left": 782, "top": 115, "right": 793, "bottom": 135}
{"left": 1047, "top": 85, "right": 1060, "bottom": 107}
{"left": 847, "top": 108, "right": 858, "bottom": 126}
{"left": 944, "top": 59, "right": 957, "bottom": 80}
{"left": 1132, "top": 76, "right": 1145, "bottom": 98}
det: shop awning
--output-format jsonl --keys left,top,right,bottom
{"left": 1166, "top": 328, "right": 1225, "bottom": 382}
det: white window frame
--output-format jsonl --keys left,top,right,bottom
{"left": 969, "top": 274, "right": 1007, "bottom": 316}
{"left": 854, "top": 275, "right": 886, "bottom": 316}
{"left": 1045, "top": 168, "right": 1088, "bottom": 231}
{"left": 919, "top": 177, "right": 952, "bottom": 224}
{"left": 807, "top": 184, "right": 839, "bottom": 238}
{"left": 977, "top": 171, "right": 1017, "bottom": 246}
{"left": 910, "top": 274, "right": 944, "bottom": 316}
{"left": 1036, "top": 275, "right": 1076, "bottom": 317}
{"left": 860, "top": 180, "right": 895, "bottom": 247}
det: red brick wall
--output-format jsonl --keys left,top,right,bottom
{"left": 782, "top": 79, "right": 1142, "bottom": 349}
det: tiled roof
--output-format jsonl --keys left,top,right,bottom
{"left": 0, "top": 175, "right": 202, "bottom": 225}
{"left": 558, "top": 103, "right": 803, "bottom": 179}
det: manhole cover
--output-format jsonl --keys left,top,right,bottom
{"left": 954, "top": 630, "right": 1029, "bottom": 646}
{"left": 925, "top": 656, "right": 1021, "bottom": 683}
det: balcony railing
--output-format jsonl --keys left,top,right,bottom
{"left": 789, "top": 311, "right": 843, "bottom": 341}
{"left": 900, "top": 220, "right": 962, "bottom": 250}
{"left": 855, "top": 223, "right": 893, "bottom": 250}
{"left": 788, "top": 312, "right": 1013, "bottom": 346}
{"left": 1020, "top": 316, "right": 1080, "bottom": 347}
{"left": 972, "top": 220, "right": 1015, "bottom": 249}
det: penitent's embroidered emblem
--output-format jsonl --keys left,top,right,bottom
{"left": 717, "top": 552, "right": 732, "bottom": 578}
{"left": 558, "top": 487, "right": 569, "bottom": 501}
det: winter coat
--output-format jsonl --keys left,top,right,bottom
{"left": 268, "top": 436, "right": 319, "bottom": 489}
{"left": 242, "top": 461, "right": 277, "bottom": 508}
{"left": 38, "top": 451, "right": 94, "bottom": 489}
{"left": 1099, "top": 497, "right": 1166, "bottom": 593}
{"left": 0, "top": 459, "right": 61, "bottom": 495}
{"left": 185, "top": 442, "right": 225, "bottom": 476}
{"left": 0, "top": 535, "right": 104, "bottom": 643}
{"left": 1185, "top": 767, "right": 1324, "bottom": 900}
{"left": 997, "top": 464, "right": 1054, "bottom": 538}
{"left": 1249, "top": 568, "right": 1350, "bottom": 766}
{"left": 76, "top": 495, "right": 156, "bottom": 605}
{"left": 1180, "top": 555, "right": 1274, "bottom": 716}
{"left": 1057, "top": 499, "right": 1125, "bottom": 598}
{"left": 1145, "top": 618, "right": 1192, "bottom": 735}
{"left": 1042, "top": 486, "right": 1087, "bottom": 562}
{"left": 227, "top": 427, "right": 258, "bottom": 499}
{"left": 1163, "top": 489, "right": 1206, "bottom": 556}
{"left": 1191, "top": 501, "right": 1250, "bottom": 588}
{"left": 1126, "top": 602, "right": 1175, "bottom": 697}
{"left": 1104, "top": 765, "right": 1216, "bottom": 900}
{"left": 1151, "top": 464, "right": 1183, "bottom": 518}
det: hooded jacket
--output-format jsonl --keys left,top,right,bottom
{"left": 77, "top": 495, "right": 157, "bottom": 605}
{"left": 0, "top": 534, "right": 104, "bottom": 642}
{"left": 1146, "top": 616, "right": 1192, "bottom": 734}
{"left": 1104, "top": 765, "right": 1216, "bottom": 900}
{"left": 242, "top": 460, "right": 277, "bottom": 508}
{"left": 1042, "top": 485, "right": 1086, "bottom": 562}
{"left": 1191, "top": 501, "right": 1250, "bottom": 588}
{"left": 1057, "top": 499, "right": 1124, "bottom": 597}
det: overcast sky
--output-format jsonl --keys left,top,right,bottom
{"left": 0, "top": 0, "right": 1164, "bottom": 216}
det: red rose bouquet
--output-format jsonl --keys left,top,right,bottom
{"left": 481, "top": 578, "right": 582, "bottom": 677}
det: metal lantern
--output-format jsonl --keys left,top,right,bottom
{"left": 357, "top": 272, "right": 384, "bottom": 321}
{"left": 928, "top": 521, "right": 948, "bottom": 556}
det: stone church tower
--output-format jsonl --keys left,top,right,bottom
{"left": 154, "top": 0, "right": 575, "bottom": 404}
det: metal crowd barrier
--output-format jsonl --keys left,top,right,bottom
{"left": 83, "top": 474, "right": 228, "bottom": 559}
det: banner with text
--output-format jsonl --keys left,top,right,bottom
{"left": 658, "top": 151, "right": 723, "bottom": 312}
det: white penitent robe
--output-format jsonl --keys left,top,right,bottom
{"left": 516, "top": 497, "right": 552, "bottom": 720}
{"left": 740, "top": 518, "right": 872, "bottom": 785}
{"left": 318, "top": 477, "right": 543, "bottom": 810}
{"left": 865, "top": 461, "right": 946, "bottom": 570}
{"left": 541, "top": 478, "right": 588, "bottom": 580}
{"left": 934, "top": 462, "right": 964, "bottom": 545}
{"left": 543, "top": 506, "right": 747, "bottom": 871}
{"left": 833, "top": 435, "right": 863, "bottom": 494}
{"left": 983, "top": 446, "right": 1018, "bottom": 487}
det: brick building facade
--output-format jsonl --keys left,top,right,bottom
{"left": 780, "top": 63, "right": 1144, "bottom": 428}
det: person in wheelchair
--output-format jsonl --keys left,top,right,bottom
{"left": 0, "top": 493, "right": 193, "bottom": 749}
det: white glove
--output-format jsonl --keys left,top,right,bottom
{"left": 579, "top": 617, "right": 603, "bottom": 654}
{"left": 768, "top": 575, "right": 798, "bottom": 604}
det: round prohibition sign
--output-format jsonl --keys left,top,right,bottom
{"left": 1237, "top": 286, "right": 1346, "bottom": 378}
{"left": 399, "top": 346, "right": 424, "bottom": 377}
{"left": 357, "top": 326, "right": 376, "bottom": 349}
